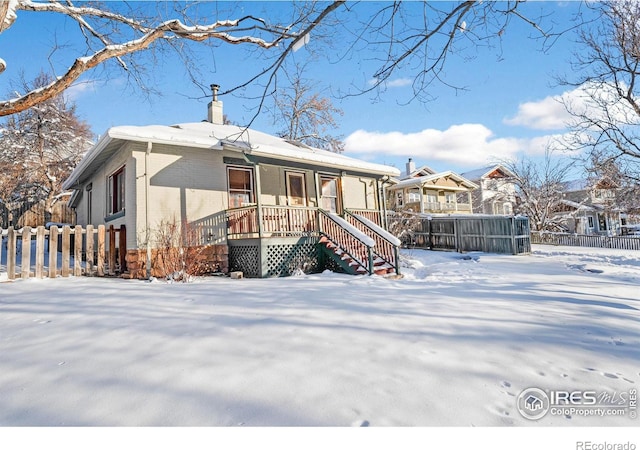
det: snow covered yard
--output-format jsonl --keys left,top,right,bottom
{"left": 0, "top": 245, "right": 638, "bottom": 427}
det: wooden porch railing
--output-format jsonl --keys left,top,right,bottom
{"left": 260, "top": 206, "right": 318, "bottom": 236}
{"left": 226, "top": 206, "right": 259, "bottom": 238}
{"left": 319, "top": 210, "right": 374, "bottom": 274}
{"left": 344, "top": 210, "right": 400, "bottom": 275}
{"left": 346, "top": 209, "right": 382, "bottom": 226}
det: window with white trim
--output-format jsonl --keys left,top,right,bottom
{"left": 228, "top": 166, "right": 255, "bottom": 208}
{"left": 320, "top": 176, "right": 339, "bottom": 213}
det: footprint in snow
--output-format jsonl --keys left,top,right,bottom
{"left": 603, "top": 372, "right": 618, "bottom": 379}
{"left": 351, "top": 420, "right": 370, "bottom": 427}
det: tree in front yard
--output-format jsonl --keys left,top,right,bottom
{"left": 503, "top": 152, "right": 573, "bottom": 232}
{"left": 0, "top": 72, "right": 93, "bottom": 224}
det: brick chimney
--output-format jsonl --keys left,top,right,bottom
{"left": 207, "top": 84, "right": 224, "bottom": 124}
{"left": 406, "top": 158, "right": 416, "bottom": 176}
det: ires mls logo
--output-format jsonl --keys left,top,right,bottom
{"left": 516, "top": 387, "right": 638, "bottom": 421}
{"left": 517, "top": 388, "right": 551, "bottom": 420}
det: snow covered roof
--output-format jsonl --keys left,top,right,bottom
{"left": 64, "top": 122, "right": 399, "bottom": 189}
{"left": 460, "top": 165, "right": 516, "bottom": 181}
{"left": 559, "top": 199, "right": 601, "bottom": 211}
{"left": 390, "top": 171, "right": 478, "bottom": 191}
{"left": 403, "top": 165, "right": 437, "bottom": 180}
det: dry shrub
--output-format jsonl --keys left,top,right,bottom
{"left": 153, "top": 217, "right": 215, "bottom": 282}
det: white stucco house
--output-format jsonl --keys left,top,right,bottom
{"left": 62, "top": 88, "right": 401, "bottom": 278}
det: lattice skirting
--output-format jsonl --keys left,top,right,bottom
{"left": 228, "top": 243, "right": 261, "bottom": 278}
{"left": 229, "top": 237, "right": 323, "bottom": 278}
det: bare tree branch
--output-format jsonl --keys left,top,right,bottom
{"left": 0, "top": 0, "right": 335, "bottom": 117}
{"left": 560, "top": 0, "right": 640, "bottom": 184}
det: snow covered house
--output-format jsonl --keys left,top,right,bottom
{"left": 554, "top": 178, "right": 624, "bottom": 235}
{"left": 388, "top": 159, "right": 477, "bottom": 214}
{"left": 62, "top": 89, "right": 401, "bottom": 278}
{"left": 460, "top": 165, "right": 517, "bottom": 215}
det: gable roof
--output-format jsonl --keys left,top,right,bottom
{"left": 460, "top": 165, "right": 516, "bottom": 181}
{"left": 63, "top": 122, "right": 400, "bottom": 189}
{"left": 405, "top": 165, "right": 437, "bottom": 179}
{"left": 390, "top": 170, "right": 478, "bottom": 190}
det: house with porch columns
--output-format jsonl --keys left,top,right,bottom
{"left": 388, "top": 159, "right": 477, "bottom": 214}
{"left": 62, "top": 89, "right": 401, "bottom": 278}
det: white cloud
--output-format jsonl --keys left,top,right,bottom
{"left": 64, "top": 80, "right": 98, "bottom": 101}
{"left": 504, "top": 96, "right": 571, "bottom": 130}
{"left": 504, "top": 82, "right": 640, "bottom": 130}
{"left": 344, "top": 124, "right": 522, "bottom": 167}
{"left": 367, "top": 77, "right": 412, "bottom": 88}
{"left": 504, "top": 93, "right": 573, "bottom": 130}
{"left": 386, "top": 78, "right": 412, "bottom": 88}
{"left": 344, "top": 124, "right": 581, "bottom": 168}
{"left": 519, "top": 132, "right": 581, "bottom": 157}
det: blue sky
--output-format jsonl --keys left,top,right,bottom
{"left": 0, "top": 1, "right": 596, "bottom": 176}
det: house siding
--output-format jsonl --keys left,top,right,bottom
{"left": 342, "top": 176, "right": 377, "bottom": 210}
{"left": 258, "top": 164, "right": 318, "bottom": 207}
{"left": 137, "top": 143, "right": 232, "bottom": 248}
{"left": 75, "top": 144, "right": 137, "bottom": 249}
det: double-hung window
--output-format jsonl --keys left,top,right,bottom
{"left": 228, "top": 167, "right": 255, "bottom": 208}
{"left": 108, "top": 166, "right": 125, "bottom": 217}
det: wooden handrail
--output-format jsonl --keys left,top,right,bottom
{"left": 344, "top": 209, "right": 400, "bottom": 275}
{"left": 318, "top": 209, "right": 374, "bottom": 274}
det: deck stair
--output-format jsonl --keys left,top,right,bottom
{"left": 318, "top": 210, "right": 400, "bottom": 276}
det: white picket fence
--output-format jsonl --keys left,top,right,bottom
{"left": 0, "top": 224, "right": 127, "bottom": 280}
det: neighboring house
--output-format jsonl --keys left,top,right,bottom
{"left": 388, "top": 159, "right": 477, "bottom": 214}
{"left": 62, "top": 89, "right": 401, "bottom": 278}
{"left": 555, "top": 178, "right": 624, "bottom": 235}
{"left": 461, "top": 165, "right": 517, "bottom": 215}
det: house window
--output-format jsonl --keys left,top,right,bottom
{"left": 587, "top": 216, "right": 595, "bottom": 229}
{"left": 320, "top": 176, "right": 339, "bottom": 213}
{"left": 86, "top": 183, "right": 93, "bottom": 224}
{"left": 445, "top": 193, "right": 456, "bottom": 204}
{"left": 107, "top": 166, "right": 125, "bottom": 216}
{"left": 286, "top": 172, "right": 307, "bottom": 207}
{"left": 227, "top": 167, "right": 254, "bottom": 208}
{"left": 598, "top": 213, "right": 608, "bottom": 231}
{"left": 396, "top": 191, "right": 404, "bottom": 207}
{"left": 407, "top": 189, "right": 421, "bottom": 203}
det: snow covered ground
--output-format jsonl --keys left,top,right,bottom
{"left": 0, "top": 245, "right": 638, "bottom": 428}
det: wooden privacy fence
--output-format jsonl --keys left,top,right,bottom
{"left": 408, "top": 215, "right": 531, "bottom": 255}
{"left": 531, "top": 231, "right": 640, "bottom": 251}
{"left": 1, "top": 224, "right": 126, "bottom": 280}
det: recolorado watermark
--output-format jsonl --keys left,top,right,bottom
{"left": 516, "top": 387, "right": 637, "bottom": 421}
{"left": 576, "top": 442, "right": 636, "bottom": 450}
